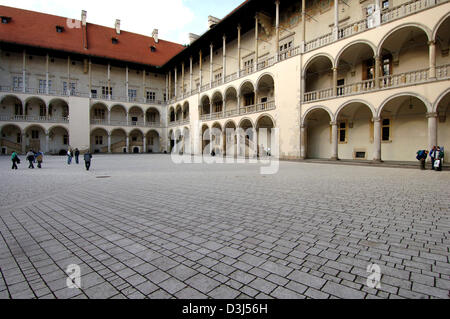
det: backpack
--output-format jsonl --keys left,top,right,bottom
{"left": 416, "top": 150, "right": 425, "bottom": 160}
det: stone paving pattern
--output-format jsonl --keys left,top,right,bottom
{"left": 0, "top": 155, "right": 449, "bottom": 299}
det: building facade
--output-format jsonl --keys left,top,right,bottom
{"left": 1, "top": 0, "right": 449, "bottom": 162}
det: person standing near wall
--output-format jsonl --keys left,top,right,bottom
{"left": 430, "top": 146, "right": 437, "bottom": 170}
{"left": 84, "top": 151, "right": 92, "bottom": 171}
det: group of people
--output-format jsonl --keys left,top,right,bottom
{"left": 416, "top": 146, "right": 445, "bottom": 171}
{"left": 10, "top": 148, "right": 93, "bottom": 171}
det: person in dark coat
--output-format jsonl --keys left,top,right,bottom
{"left": 75, "top": 148, "right": 80, "bottom": 164}
{"left": 11, "top": 152, "right": 20, "bottom": 170}
{"left": 36, "top": 151, "right": 44, "bottom": 169}
{"left": 84, "top": 151, "right": 92, "bottom": 171}
{"left": 416, "top": 150, "right": 428, "bottom": 170}
{"left": 26, "top": 150, "right": 35, "bottom": 169}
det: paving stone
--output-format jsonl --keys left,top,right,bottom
{"left": 287, "top": 270, "right": 326, "bottom": 290}
{"left": 208, "top": 285, "right": 241, "bottom": 299}
{"left": 322, "top": 281, "right": 366, "bottom": 299}
{"left": 158, "top": 278, "right": 186, "bottom": 295}
{"left": 185, "top": 274, "right": 221, "bottom": 294}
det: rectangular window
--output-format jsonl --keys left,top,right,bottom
{"left": 128, "top": 89, "right": 137, "bottom": 101}
{"left": 363, "top": 59, "right": 375, "bottom": 80}
{"left": 39, "top": 80, "right": 52, "bottom": 94}
{"left": 13, "top": 77, "right": 23, "bottom": 91}
{"left": 102, "top": 86, "right": 112, "bottom": 97}
{"left": 91, "top": 90, "right": 97, "bottom": 98}
{"left": 382, "top": 118, "right": 391, "bottom": 141}
{"left": 163, "top": 93, "right": 167, "bottom": 102}
{"left": 31, "top": 130, "right": 39, "bottom": 139}
{"left": 40, "top": 105, "right": 46, "bottom": 117}
{"left": 382, "top": 0, "right": 390, "bottom": 9}
{"left": 63, "top": 135, "right": 68, "bottom": 145}
{"left": 338, "top": 121, "right": 347, "bottom": 143}
{"left": 95, "top": 136, "right": 103, "bottom": 145}
{"left": 63, "top": 82, "right": 76, "bottom": 95}
{"left": 147, "top": 91, "right": 156, "bottom": 102}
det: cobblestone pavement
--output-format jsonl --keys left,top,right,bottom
{"left": 0, "top": 154, "right": 449, "bottom": 299}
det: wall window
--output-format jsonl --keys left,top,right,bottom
{"left": 363, "top": 59, "right": 375, "bottom": 80}
{"left": 382, "top": 0, "right": 390, "bottom": 10}
{"left": 214, "top": 73, "right": 222, "bottom": 81}
{"left": 63, "top": 82, "right": 76, "bottom": 95}
{"left": 63, "top": 135, "right": 68, "bottom": 145}
{"left": 95, "top": 136, "right": 103, "bottom": 145}
{"left": 13, "top": 77, "right": 23, "bottom": 91}
{"left": 128, "top": 89, "right": 137, "bottom": 101}
{"left": 39, "top": 80, "right": 52, "bottom": 93}
{"left": 94, "top": 109, "right": 106, "bottom": 119}
{"left": 163, "top": 93, "right": 167, "bottom": 102}
{"left": 243, "top": 58, "right": 254, "bottom": 72}
{"left": 382, "top": 118, "right": 391, "bottom": 141}
{"left": 382, "top": 55, "right": 393, "bottom": 77}
{"left": 244, "top": 93, "right": 254, "bottom": 106}
{"left": 338, "top": 121, "right": 347, "bottom": 143}
{"left": 147, "top": 91, "right": 156, "bottom": 102}
{"left": 31, "top": 130, "right": 39, "bottom": 139}
{"left": 91, "top": 90, "right": 98, "bottom": 98}
{"left": 102, "top": 86, "right": 112, "bottom": 97}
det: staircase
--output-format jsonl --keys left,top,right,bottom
{"left": 0, "top": 139, "right": 21, "bottom": 154}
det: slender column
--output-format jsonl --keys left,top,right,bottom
{"left": 67, "top": 56, "right": 71, "bottom": 95}
{"left": 45, "top": 132, "right": 50, "bottom": 154}
{"left": 301, "top": 75, "right": 306, "bottom": 101}
{"left": 108, "top": 133, "right": 111, "bottom": 154}
{"left": 189, "top": 56, "right": 193, "bottom": 93}
{"left": 89, "top": 59, "right": 92, "bottom": 97}
{"left": 333, "top": 0, "right": 339, "bottom": 40}
{"left": 165, "top": 74, "right": 168, "bottom": 101}
{"left": 275, "top": 1, "right": 280, "bottom": 61}
{"left": 142, "top": 69, "right": 146, "bottom": 101}
{"left": 126, "top": 111, "right": 129, "bottom": 126}
{"left": 107, "top": 63, "right": 111, "bottom": 100}
{"left": 222, "top": 35, "right": 226, "bottom": 84}
{"left": 255, "top": 15, "right": 259, "bottom": 70}
{"left": 333, "top": 67, "right": 338, "bottom": 96}
{"left": 21, "top": 130, "right": 26, "bottom": 154}
{"left": 223, "top": 100, "right": 226, "bottom": 118}
{"left": 199, "top": 50, "right": 203, "bottom": 91}
{"left": 210, "top": 102, "right": 212, "bottom": 116}
{"left": 168, "top": 71, "right": 172, "bottom": 99}
{"left": 210, "top": 43, "right": 213, "bottom": 88}
{"left": 22, "top": 50, "right": 26, "bottom": 93}
{"left": 126, "top": 135, "right": 129, "bottom": 153}
{"left": 182, "top": 62, "right": 185, "bottom": 98}
{"left": 374, "top": 56, "right": 381, "bottom": 89}
{"left": 300, "top": 124, "right": 307, "bottom": 159}
{"left": 237, "top": 25, "right": 242, "bottom": 77}
{"left": 374, "top": 0, "right": 382, "bottom": 26}
{"left": 427, "top": 112, "right": 438, "bottom": 151}
{"left": 46, "top": 54, "right": 49, "bottom": 94}
{"left": 126, "top": 65, "right": 129, "bottom": 102}
{"left": 143, "top": 136, "right": 147, "bottom": 153}
{"left": 373, "top": 117, "right": 382, "bottom": 162}
{"left": 174, "top": 67, "right": 178, "bottom": 98}
{"left": 108, "top": 110, "right": 111, "bottom": 125}
{"left": 429, "top": 41, "right": 436, "bottom": 79}
{"left": 301, "top": 0, "right": 306, "bottom": 53}
{"left": 331, "top": 121, "right": 338, "bottom": 160}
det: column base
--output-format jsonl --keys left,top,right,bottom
{"left": 330, "top": 156, "right": 339, "bottom": 161}
{"left": 373, "top": 159, "right": 383, "bottom": 163}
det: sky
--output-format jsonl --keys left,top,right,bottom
{"left": 0, "top": 0, "right": 244, "bottom": 44}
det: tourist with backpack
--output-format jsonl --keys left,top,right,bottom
{"left": 26, "top": 150, "right": 35, "bottom": 169}
{"left": 84, "top": 151, "right": 93, "bottom": 171}
{"left": 11, "top": 152, "right": 20, "bottom": 170}
{"left": 435, "top": 147, "right": 444, "bottom": 172}
{"left": 416, "top": 150, "right": 428, "bottom": 170}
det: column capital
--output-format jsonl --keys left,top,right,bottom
{"left": 330, "top": 121, "right": 337, "bottom": 126}
{"left": 301, "top": 124, "right": 308, "bottom": 129}
{"left": 237, "top": 24, "right": 241, "bottom": 31}
{"left": 426, "top": 112, "right": 438, "bottom": 118}
{"left": 373, "top": 117, "right": 381, "bottom": 122}
{"left": 428, "top": 40, "right": 436, "bottom": 46}
{"left": 210, "top": 43, "right": 214, "bottom": 48}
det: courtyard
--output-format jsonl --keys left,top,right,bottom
{"left": 0, "top": 154, "right": 448, "bottom": 299}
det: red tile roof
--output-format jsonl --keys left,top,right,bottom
{"left": 0, "top": 5, "right": 185, "bottom": 67}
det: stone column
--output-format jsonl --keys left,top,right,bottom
{"left": 21, "top": 130, "right": 26, "bottom": 154}
{"left": 373, "top": 117, "right": 382, "bottom": 162}
{"left": 301, "top": 0, "right": 306, "bottom": 53}
{"left": 126, "top": 135, "right": 129, "bottom": 153}
{"left": 182, "top": 63, "right": 185, "bottom": 98}
{"left": 46, "top": 54, "right": 50, "bottom": 94}
{"left": 45, "top": 132, "right": 50, "bottom": 154}
{"left": 210, "top": 44, "right": 214, "bottom": 88}
{"left": 333, "top": 0, "right": 339, "bottom": 40}
{"left": 427, "top": 112, "right": 438, "bottom": 151}
{"left": 223, "top": 35, "right": 226, "bottom": 84}
{"left": 199, "top": 50, "right": 203, "bottom": 91}
{"left": 108, "top": 110, "right": 111, "bottom": 125}
{"left": 275, "top": 1, "right": 280, "bottom": 61}
{"left": 237, "top": 25, "right": 242, "bottom": 77}
{"left": 429, "top": 41, "right": 436, "bottom": 79}
{"left": 174, "top": 67, "right": 178, "bottom": 98}
{"left": 300, "top": 124, "right": 307, "bottom": 159}
{"left": 143, "top": 136, "right": 147, "bottom": 153}
{"left": 255, "top": 15, "right": 259, "bottom": 70}
{"left": 126, "top": 65, "right": 129, "bottom": 102}
{"left": 126, "top": 111, "right": 129, "bottom": 126}
{"left": 331, "top": 121, "right": 338, "bottom": 160}
{"left": 333, "top": 68, "right": 338, "bottom": 96}
{"left": 374, "top": 56, "right": 381, "bottom": 89}
{"left": 22, "top": 50, "right": 26, "bottom": 93}
{"left": 189, "top": 56, "right": 193, "bottom": 93}
{"left": 107, "top": 63, "right": 111, "bottom": 100}
{"left": 108, "top": 133, "right": 111, "bottom": 154}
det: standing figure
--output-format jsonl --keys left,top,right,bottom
{"left": 26, "top": 150, "right": 35, "bottom": 169}
{"left": 430, "top": 146, "right": 437, "bottom": 170}
{"left": 75, "top": 148, "right": 80, "bottom": 164}
{"left": 435, "top": 147, "right": 444, "bottom": 172}
{"left": 36, "top": 151, "right": 44, "bottom": 169}
{"left": 11, "top": 152, "right": 20, "bottom": 170}
{"left": 84, "top": 151, "right": 92, "bottom": 171}
{"left": 67, "top": 148, "right": 73, "bottom": 165}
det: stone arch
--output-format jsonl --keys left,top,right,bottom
{"left": 303, "top": 53, "right": 335, "bottom": 77}
{"left": 256, "top": 74, "right": 275, "bottom": 103}
{"left": 302, "top": 106, "right": 334, "bottom": 126}
{"left": 433, "top": 88, "right": 450, "bottom": 113}
{"left": 48, "top": 98, "right": 69, "bottom": 118}
{"left": 378, "top": 92, "right": 432, "bottom": 117}
{"left": 256, "top": 113, "right": 276, "bottom": 129}
{"left": 24, "top": 124, "right": 47, "bottom": 152}
{"left": 335, "top": 99, "right": 376, "bottom": 121}
{"left": 0, "top": 123, "right": 23, "bottom": 154}
{"left": 90, "top": 127, "right": 109, "bottom": 154}
{"left": 0, "top": 95, "right": 24, "bottom": 116}
{"left": 146, "top": 129, "right": 161, "bottom": 153}
{"left": 336, "top": 40, "right": 377, "bottom": 66}
{"left": 433, "top": 12, "right": 450, "bottom": 42}
{"left": 24, "top": 96, "right": 46, "bottom": 117}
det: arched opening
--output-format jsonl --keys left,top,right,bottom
{"left": 379, "top": 26, "right": 429, "bottom": 88}
{"left": 380, "top": 95, "right": 428, "bottom": 161}
{"left": 49, "top": 99, "right": 69, "bottom": 121}
{"left": 238, "top": 119, "right": 255, "bottom": 158}
{"left": 91, "top": 128, "right": 108, "bottom": 154}
{"left": 169, "top": 130, "right": 175, "bottom": 152}
{"left": 240, "top": 82, "right": 255, "bottom": 113}
{"left": 212, "top": 92, "right": 223, "bottom": 115}
{"left": 224, "top": 121, "right": 237, "bottom": 157}
{"left": 146, "top": 108, "right": 161, "bottom": 125}
{"left": 175, "top": 129, "right": 183, "bottom": 154}
{"left": 24, "top": 125, "right": 46, "bottom": 153}
{"left": 25, "top": 97, "right": 46, "bottom": 119}
{"left": 0, "top": 124, "right": 23, "bottom": 154}
{"left": 183, "top": 127, "right": 191, "bottom": 154}
{"left": 146, "top": 130, "right": 161, "bottom": 153}
{"left": 304, "top": 56, "right": 334, "bottom": 101}
{"left": 200, "top": 96, "right": 211, "bottom": 116}
{"left": 336, "top": 102, "right": 375, "bottom": 160}
{"left": 183, "top": 102, "right": 190, "bottom": 120}
{"left": 111, "top": 128, "right": 127, "bottom": 154}
{"left": 91, "top": 103, "right": 109, "bottom": 125}
{"left": 110, "top": 105, "right": 127, "bottom": 126}
{"left": 435, "top": 16, "right": 450, "bottom": 77}
{"left": 224, "top": 87, "right": 238, "bottom": 116}
{"left": 48, "top": 126, "right": 69, "bottom": 155}
{"left": 1, "top": 95, "right": 23, "bottom": 118}
{"left": 129, "top": 106, "right": 144, "bottom": 126}
{"left": 130, "top": 129, "right": 144, "bottom": 153}
{"left": 256, "top": 75, "right": 275, "bottom": 107}
{"left": 256, "top": 115, "right": 275, "bottom": 157}
{"left": 336, "top": 42, "right": 376, "bottom": 96}
{"left": 436, "top": 92, "right": 450, "bottom": 156}
{"left": 211, "top": 122, "right": 223, "bottom": 156}
{"left": 201, "top": 124, "right": 210, "bottom": 155}
{"left": 169, "top": 107, "right": 176, "bottom": 123}
{"left": 175, "top": 105, "right": 183, "bottom": 122}
{"left": 304, "top": 108, "right": 333, "bottom": 159}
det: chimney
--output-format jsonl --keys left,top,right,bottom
{"left": 115, "top": 19, "right": 121, "bottom": 35}
{"left": 81, "top": 10, "right": 87, "bottom": 26}
{"left": 152, "top": 29, "right": 159, "bottom": 43}
{"left": 189, "top": 33, "right": 200, "bottom": 44}
{"left": 208, "top": 16, "right": 221, "bottom": 29}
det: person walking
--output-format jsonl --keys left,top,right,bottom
{"left": 26, "top": 150, "right": 35, "bottom": 169}
{"left": 430, "top": 146, "right": 438, "bottom": 170}
{"left": 36, "top": 151, "right": 44, "bottom": 169}
{"left": 11, "top": 151, "right": 20, "bottom": 170}
{"left": 75, "top": 148, "right": 80, "bottom": 164}
{"left": 435, "top": 147, "right": 444, "bottom": 172}
{"left": 67, "top": 148, "right": 73, "bottom": 165}
{"left": 84, "top": 151, "right": 92, "bottom": 171}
